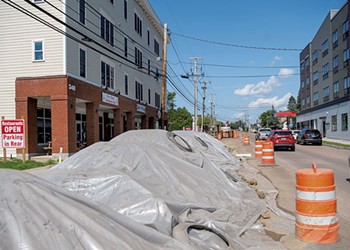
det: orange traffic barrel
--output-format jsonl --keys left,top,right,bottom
{"left": 242, "top": 134, "right": 250, "bottom": 145}
{"left": 217, "top": 131, "right": 222, "bottom": 140}
{"left": 234, "top": 131, "right": 238, "bottom": 138}
{"left": 261, "top": 141, "right": 274, "bottom": 165}
{"left": 255, "top": 140, "right": 263, "bottom": 158}
{"left": 295, "top": 163, "right": 339, "bottom": 244}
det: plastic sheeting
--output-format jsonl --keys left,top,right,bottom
{"left": 1, "top": 130, "right": 286, "bottom": 249}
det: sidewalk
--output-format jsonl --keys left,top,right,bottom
{"left": 322, "top": 137, "right": 350, "bottom": 146}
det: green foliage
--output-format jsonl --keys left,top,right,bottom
{"left": 287, "top": 96, "right": 297, "bottom": 111}
{"left": 167, "top": 92, "right": 176, "bottom": 111}
{"left": 168, "top": 107, "right": 192, "bottom": 131}
{"left": 259, "top": 106, "right": 280, "bottom": 128}
{"left": 0, "top": 158, "right": 56, "bottom": 170}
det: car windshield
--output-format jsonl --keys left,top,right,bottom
{"left": 309, "top": 130, "right": 320, "bottom": 134}
{"left": 259, "top": 129, "right": 270, "bottom": 132}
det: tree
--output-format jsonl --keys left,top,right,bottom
{"left": 167, "top": 92, "right": 176, "bottom": 111}
{"left": 168, "top": 107, "right": 192, "bottom": 131}
{"left": 287, "top": 96, "right": 297, "bottom": 111}
{"left": 296, "top": 90, "right": 301, "bottom": 111}
{"left": 259, "top": 106, "right": 280, "bottom": 129}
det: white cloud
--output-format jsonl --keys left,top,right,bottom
{"left": 233, "top": 112, "right": 245, "bottom": 120}
{"left": 248, "top": 92, "right": 292, "bottom": 109}
{"left": 234, "top": 76, "right": 280, "bottom": 96}
{"left": 274, "top": 56, "right": 282, "bottom": 61}
{"left": 278, "top": 68, "right": 295, "bottom": 77}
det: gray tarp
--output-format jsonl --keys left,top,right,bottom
{"left": 1, "top": 130, "right": 286, "bottom": 249}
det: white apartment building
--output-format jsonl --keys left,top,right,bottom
{"left": 0, "top": 0, "right": 167, "bottom": 158}
{"left": 298, "top": 2, "right": 350, "bottom": 141}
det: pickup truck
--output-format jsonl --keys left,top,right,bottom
{"left": 256, "top": 128, "right": 271, "bottom": 140}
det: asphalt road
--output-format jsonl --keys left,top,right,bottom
{"left": 222, "top": 134, "right": 350, "bottom": 249}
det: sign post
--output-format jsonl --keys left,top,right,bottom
{"left": 1, "top": 118, "right": 25, "bottom": 162}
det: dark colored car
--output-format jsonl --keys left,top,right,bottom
{"left": 266, "top": 130, "right": 295, "bottom": 151}
{"left": 296, "top": 129, "right": 322, "bottom": 145}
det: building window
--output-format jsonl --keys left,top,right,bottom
{"left": 147, "top": 30, "right": 150, "bottom": 46}
{"left": 148, "top": 89, "right": 151, "bottom": 104}
{"left": 322, "top": 40, "right": 328, "bottom": 57}
{"left": 344, "top": 48, "right": 349, "bottom": 66}
{"left": 343, "top": 20, "right": 349, "bottom": 40}
{"left": 79, "top": 0, "right": 85, "bottom": 24}
{"left": 323, "top": 86, "right": 330, "bottom": 102}
{"left": 333, "top": 55, "right": 339, "bottom": 74}
{"left": 135, "top": 47, "right": 142, "bottom": 68}
{"left": 313, "top": 91, "right": 319, "bottom": 105}
{"left": 322, "top": 63, "right": 329, "bottom": 79}
{"left": 301, "top": 98, "right": 305, "bottom": 106}
{"left": 124, "top": 0, "right": 127, "bottom": 19}
{"left": 331, "top": 115, "right": 337, "bottom": 131}
{"left": 124, "top": 74, "right": 128, "bottom": 95}
{"left": 300, "top": 61, "right": 305, "bottom": 71}
{"left": 306, "top": 76, "right": 310, "bottom": 86}
{"left": 148, "top": 59, "right": 151, "bottom": 75}
{"left": 341, "top": 113, "right": 348, "bottom": 131}
{"left": 306, "top": 95, "right": 310, "bottom": 106}
{"left": 33, "top": 40, "right": 44, "bottom": 61}
{"left": 305, "top": 56, "right": 310, "bottom": 69}
{"left": 155, "top": 93, "right": 160, "bottom": 108}
{"left": 313, "top": 71, "right": 318, "bottom": 84}
{"left": 79, "top": 48, "right": 86, "bottom": 78}
{"left": 301, "top": 80, "right": 305, "bottom": 88}
{"left": 333, "top": 81, "right": 339, "bottom": 99}
{"left": 124, "top": 37, "right": 128, "bottom": 57}
{"left": 155, "top": 67, "right": 159, "bottom": 81}
{"left": 312, "top": 50, "right": 318, "bottom": 65}
{"left": 134, "top": 13, "right": 142, "bottom": 36}
{"left": 344, "top": 76, "right": 350, "bottom": 94}
{"left": 154, "top": 39, "right": 160, "bottom": 56}
{"left": 101, "top": 61, "right": 115, "bottom": 89}
{"left": 135, "top": 81, "right": 143, "bottom": 101}
{"left": 33, "top": 0, "right": 44, "bottom": 3}
{"left": 109, "top": 0, "right": 114, "bottom": 4}
{"left": 332, "top": 30, "right": 338, "bottom": 48}
{"left": 37, "top": 107, "right": 51, "bottom": 144}
{"left": 100, "top": 16, "right": 114, "bottom": 46}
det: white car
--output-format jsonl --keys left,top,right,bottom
{"left": 291, "top": 130, "right": 301, "bottom": 140}
{"left": 257, "top": 128, "right": 271, "bottom": 140}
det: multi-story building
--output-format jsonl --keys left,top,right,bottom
{"left": 0, "top": 0, "right": 167, "bottom": 159}
{"left": 298, "top": 2, "right": 350, "bottom": 141}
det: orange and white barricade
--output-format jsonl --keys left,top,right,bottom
{"left": 261, "top": 141, "right": 274, "bottom": 165}
{"left": 255, "top": 140, "right": 263, "bottom": 158}
{"left": 242, "top": 134, "right": 250, "bottom": 146}
{"left": 295, "top": 163, "right": 339, "bottom": 244}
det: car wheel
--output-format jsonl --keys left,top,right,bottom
{"left": 291, "top": 146, "right": 295, "bottom": 151}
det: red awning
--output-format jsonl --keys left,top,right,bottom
{"left": 276, "top": 111, "right": 297, "bottom": 117}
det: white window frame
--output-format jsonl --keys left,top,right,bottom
{"left": 32, "top": 40, "right": 45, "bottom": 62}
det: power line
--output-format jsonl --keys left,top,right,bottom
{"left": 171, "top": 32, "right": 302, "bottom": 51}
{"left": 171, "top": 61, "right": 300, "bottom": 69}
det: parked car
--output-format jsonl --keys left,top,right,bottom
{"left": 256, "top": 128, "right": 271, "bottom": 140}
{"left": 296, "top": 129, "right": 322, "bottom": 145}
{"left": 291, "top": 130, "right": 301, "bottom": 140}
{"left": 266, "top": 129, "right": 295, "bottom": 151}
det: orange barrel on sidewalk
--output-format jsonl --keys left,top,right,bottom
{"left": 255, "top": 140, "right": 263, "bottom": 158}
{"left": 234, "top": 130, "right": 239, "bottom": 138}
{"left": 295, "top": 163, "right": 339, "bottom": 244}
{"left": 261, "top": 141, "right": 274, "bottom": 165}
{"left": 242, "top": 134, "right": 250, "bottom": 145}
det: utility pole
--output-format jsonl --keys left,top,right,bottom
{"left": 209, "top": 94, "right": 214, "bottom": 131}
{"left": 201, "top": 81, "right": 207, "bottom": 132}
{"left": 182, "top": 58, "right": 204, "bottom": 132}
{"left": 161, "top": 23, "right": 168, "bottom": 129}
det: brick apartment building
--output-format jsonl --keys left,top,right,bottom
{"left": 298, "top": 1, "right": 350, "bottom": 140}
{"left": 0, "top": 0, "right": 167, "bottom": 159}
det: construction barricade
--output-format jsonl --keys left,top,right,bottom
{"left": 242, "top": 134, "right": 250, "bottom": 146}
{"left": 255, "top": 140, "right": 263, "bottom": 158}
{"left": 234, "top": 131, "right": 239, "bottom": 138}
{"left": 261, "top": 141, "right": 274, "bottom": 165}
{"left": 295, "top": 163, "right": 339, "bottom": 244}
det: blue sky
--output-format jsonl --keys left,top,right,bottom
{"left": 148, "top": 0, "right": 346, "bottom": 124}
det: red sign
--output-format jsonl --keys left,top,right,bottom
{"left": 276, "top": 111, "right": 297, "bottom": 117}
{"left": 1, "top": 119, "right": 25, "bottom": 148}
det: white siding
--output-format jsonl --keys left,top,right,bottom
{"left": 0, "top": 0, "right": 64, "bottom": 154}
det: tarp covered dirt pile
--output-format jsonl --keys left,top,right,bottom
{"left": 0, "top": 130, "right": 285, "bottom": 249}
